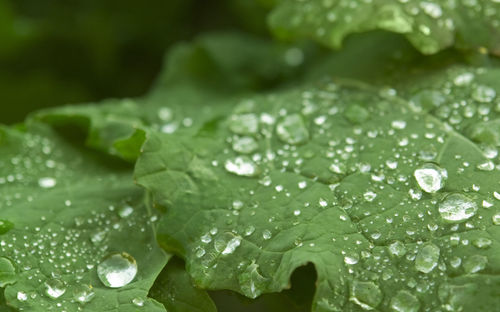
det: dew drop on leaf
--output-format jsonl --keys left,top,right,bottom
{"left": 221, "top": 236, "right": 242, "bottom": 255}
{"left": 38, "top": 177, "right": 56, "bottom": 188}
{"left": 232, "top": 136, "right": 258, "bottom": 154}
{"left": 224, "top": 156, "right": 259, "bottom": 177}
{"left": 413, "top": 163, "right": 447, "bottom": 193}
{"left": 118, "top": 205, "right": 134, "bottom": 218}
{"left": 132, "top": 297, "right": 145, "bottom": 307}
{"left": 472, "top": 237, "right": 492, "bottom": 249}
{"left": 388, "top": 241, "right": 407, "bottom": 257}
{"left": 97, "top": 252, "right": 137, "bottom": 288}
{"left": 463, "top": 255, "right": 488, "bottom": 274}
{"left": 415, "top": 243, "right": 440, "bottom": 273}
{"left": 276, "top": 114, "right": 309, "bottom": 145}
{"left": 17, "top": 291, "right": 28, "bottom": 302}
{"left": 472, "top": 85, "right": 496, "bottom": 103}
{"left": 229, "top": 113, "right": 259, "bottom": 135}
{"left": 72, "top": 284, "right": 95, "bottom": 303}
{"left": 438, "top": 193, "right": 478, "bottom": 223}
{"left": 45, "top": 278, "right": 66, "bottom": 299}
{"left": 349, "top": 280, "right": 382, "bottom": 310}
{"left": 390, "top": 290, "right": 420, "bottom": 312}
{"left": 493, "top": 212, "right": 500, "bottom": 225}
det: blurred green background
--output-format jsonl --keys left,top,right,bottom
{"left": 0, "top": 0, "right": 272, "bottom": 124}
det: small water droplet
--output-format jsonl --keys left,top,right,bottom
{"left": 45, "top": 278, "right": 66, "bottom": 299}
{"left": 492, "top": 212, "right": 500, "bottom": 225}
{"left": 344, "top": 252, "right": 359, "bottom": 265}
{"left": 38, "top": 177, "right": 56, "bottom": 188}
{"left": 415, "top": 243, "right": 440, "bottom": 273}
{"left": 17, "top": 291, "right": 28, "bottom": 302}
{"left": 132, "top": 297, "right": 145, "bottom": 307}
{"left": 414, "top": 163, "right": 447, "bottom": 193}
{"left": 224, "top": 156, "right": 259, "bottom": 177}
{"left": 438, "top": 193, "right": 478, "bottom": 223}
{"left": 97, "top": 252, "right": 137, "bottom": 288}
{"left": 90, "top": 230, "right": 107, "bottom": 245}
{"left": 118, "top": 205, "right": 134, "bottom": 218}
{"left": 472, "top": 237, "right": 492, "bottom": 249}
{"left": 262, "top": 230, "right": 272, "bottom": 240}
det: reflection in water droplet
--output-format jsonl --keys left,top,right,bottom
{"left": 97, "top": 252, "right": 137, "bottom": 288}
{"left": 45, "top": 278, "right": 66, "bottom": 299}
{"left": 414, "top": 163, "right": 447, "bottom": 193}
{"left": 415, "top": 244, "right": 440, "bottom": 273}
{"left": 222, "top": 237, "right": 242, "bottom": 255}
{"left": 438, "top": 194, "right": 478, "bottom": 223}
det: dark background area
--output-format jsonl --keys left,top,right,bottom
{"left": 0, "top": 0, "right": 271, "bottom": 124}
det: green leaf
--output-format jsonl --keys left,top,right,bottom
{"left": 0, "top": 123, "right": 168, "bottom": 311}
{"left": 149, "top": 257, "right": 217, "bottom": 312}
{"left": 268, "top": 0, "right": 500, "bottom": 55}
{"left": 135, "top": 79, "right": 500, "bottom": 311}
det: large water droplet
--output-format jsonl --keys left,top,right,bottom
{"left": 349, "top": 280, "right": 382, "bottom": 310}
{"left": 414, "top": 163, "right": 447, "bottom": 193}
{"left": 390, "top": 290, "right": 420, "bottom": 312}
{"left": 415, "top": 243, "right": 440, "bottom": 273}
{"left": 17, "top": 291, "right": 28, "bottom": 302}
{"left": 224, "top": 156, "right": 259, "bottom": 177}
{"left": 276, "top": 114, "right": 309, "bottom": 145}
{"left": 97, "top": 252, "right": 137, "bottom": 288}
{"left": 45, "top": 278, "right": 66, "bottom": 299}
{"left": 438, "top": 194, "right": 478, "bottom": 223}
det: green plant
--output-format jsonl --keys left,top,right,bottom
{"left": 1, "top": 1, "right": 500, "bottom": 311}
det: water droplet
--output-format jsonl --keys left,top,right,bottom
{"left": 477, "top": 160, "right": 494, "bottom": 171}
{"left": 244, "top": 226, "right": 255, "bottom": 236}
{"left": 472, "top": 237, "right": 492, "bottom": 249}
{"left": 415, "top": 243, "right": 440, "bottom": 273}
{"left": 17, "top": 291, "right": 28, "bottom": 302}
{"left": 390, "top": 290, "right": 420, "bottom": 312}
{"left": 493, "top": 212, "right": 500, "bottom": 225}
{"left": 344, "top": 252, "right": 359, "bottom": 265}
{"left": 73, "top": 284, "right": 95, "bottom": 303}
{"left": 463, "top": 255, "right": 488, "bottom": 273}
{"left": 232, "top": 136, "right": 258, "bottom": 154}
{"left": 132, "top": 297, "right": 145, "bottom": 307}
{"left": 224, "top": 156, "right": 259, "bottom": 177}
{"left": 262, "top": 230, "right": 272, "bottom": 240}
{"left": 45, "top": 278, "right": 66, "bottom": 299}
{"left": 388, "top": 241, "right": 407, "bottom": 257}
{"left": 344, "top": 105, "right": 369, "bottom": 124}
{"left": 438, "top": 194, "right": 478, "bottom": 223}
{"left": 195, "top": 246, "right": 206, "bottom": 258}
{"left": 38, "top": 177, "right": 56, "bottom": 188}
{"left": 472, "top": 85, "right": 496, "bottom": 103}
{"left": 229, "top": 114, "right": 259, "bottom": 135}
{"left": 90, "top": 230, "right": 107, "bottom": 245}
{"left": 276, "top": 114, "right": 309, "bottom": 145}
{"left": 221, "top": 236, "right": 242, "bottom": 255}
{"left": 97, "top": 252, "right": 137, "bottom": 288}
{"left": 349, "top": 280, "right": 382, "bottom": 310}
{"left": 420, "top": 1, "right": 442, "bottom": 18}
{"left": 414, "top": 163, "right": 447, "bottom": 193}
{"left": 118, "top": 205, "right": 134, "bottom": 218}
